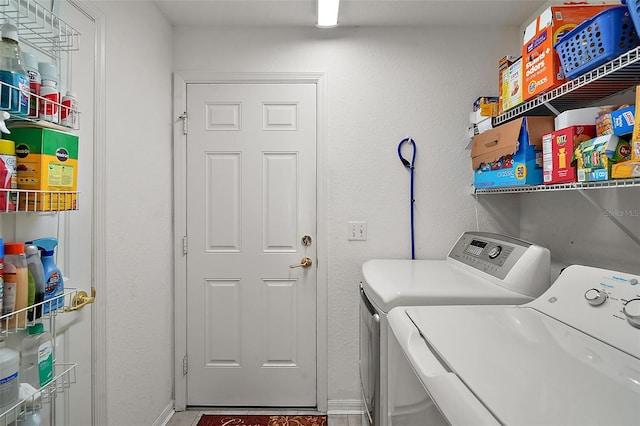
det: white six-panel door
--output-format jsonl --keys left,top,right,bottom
{"left": 186, "top": 83, "right": 317, "bottom": 406}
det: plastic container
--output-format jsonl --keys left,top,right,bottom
{"left": 3, "top": 242, "right": 28, "bottom": 329}
{"left": 0, "top": 138, "right": 17, "bottom": 211}
{"left": 0, "top": 340, "right": 19, "bottom": 420}
{"left": 19, "top": 323, "right": 53, "bottom": 388}
{"left": 37, "top": 63, "right": 58, "bottom": 122}
{"left": 21, "top": 52, "right": 40, "bottom": 118}
{"left": 60, "top": 91, "right": 78, "bottom": 128}
{"left": 0, "top": 21, "right": 29, "bottom": 115}
{"left": 30, "top": 239, "right": 63, "bottom": 314}
{"left": 555, "top": 5, "right": 640, "bottom": 80}
{"left": 25, "top": 245, "right": 45, "bottom": 321}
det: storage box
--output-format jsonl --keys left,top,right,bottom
{"left": 595, "top": 105, "right": 636, "bottom": 136}
{"left": 554, "top": 107, "right": 603, "bottom": 130}
{"left": 573, "top": 135, "right": 631, "bottom": 182}
{"left": 501, "top": 57, "right": 523, "bottom": 111}
{"left": 498, "top": 55, "right": 516, "bottom": 114}
{"left": 522, "top": 4, "right": 616, "bottom": 101}
{"left": 543, "top": 125, "right": 596, "bottom": 184}
{"left": 471, "top": 116, "right": 554, "bottom": 188}
{"left": 5, "top": 127, "right": 79, "bottom": 211}
{"left": 612, "top": 158, "right": 640, "bottom": 178}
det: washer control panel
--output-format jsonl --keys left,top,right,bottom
{"left": 530, "top": 265, "right": 640, "bottom": 358}
{"left": 449, "top": 232, "right": 527, "bottom": 280}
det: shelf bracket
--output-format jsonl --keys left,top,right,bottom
{"left": 542, "top": 101, "right": 561, "bottom": 116}
{"left": 576, "top": 189, "right": 640, "bottom": 248}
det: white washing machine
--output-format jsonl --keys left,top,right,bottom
{"left": 359, "top": 232, "right": 551, "bottom": 426}
{"left": 387, "top": 264, "right": 640, "bottom": 425}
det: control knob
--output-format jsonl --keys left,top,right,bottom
{"left": 584, "top": 288, "right": 607, "bottom": 306}
{"left": 487, "top": 246, "right": 502, "bottom": 259}
{"left": 623, "top": 298, "right": 640, "bottom": 329}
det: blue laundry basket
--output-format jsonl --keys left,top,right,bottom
{"left": 555, "top": 5, "right": 640, "bottom": 79}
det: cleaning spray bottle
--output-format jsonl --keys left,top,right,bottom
{"left": 25, "top": 244, "right": 45, "bottom": 320}
{"left": 29, "top": 238, "right": 63, "bottom": 314}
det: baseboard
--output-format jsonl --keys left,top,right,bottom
{"left": 153, "top": 401, "right": 175, "bottom": 426}
{"left": 327, "top": 399, "right": 363, "bottom": 415}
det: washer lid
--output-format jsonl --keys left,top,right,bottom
{"left": 361, "top": 259, "right": 532, "bottom": 313}
{"left": 404, "top": 305, "right": 640, "bottom": 426}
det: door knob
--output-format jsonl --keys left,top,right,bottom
{"left": 64, "top": 287, "right": 96, "bottom": 312}
{"left": 289, "top": 257, "right": 313, "bottom": 269}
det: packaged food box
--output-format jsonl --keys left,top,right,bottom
{"left": 498, "top": 55, "right": 516, "bottom": 114}
{"left": 631, "top": 86, "right": 640, "bottom": 159}
{"left": 595, "top": 105, "right": 635, "bottom": 137}
{"left": 543, "top": 125, "right": 596, "bottom": 184}
{"left": 573, "top": 135, "right": 631, "bottom": 182}
{"left": 522, "top": 4, "right": 617, "bottom": 101}
{"left": 470, "top": 97, "right": 499, "bottom": 123}
{"left": 612, "top": 158, "right": 640, "bottom": 178}
{"left": 471, "top": 116, "right": 554, "bottom": 188}
{"left": 5, "top": 127, "right": 79, "bottom": 211}
{"left": 501, "top": 57, "right": 523, "bottom": 111}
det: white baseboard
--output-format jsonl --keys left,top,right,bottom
{"left": 153, "top": 401, "right": 175, "bottom": 426}
{"left": 327, "top": 399, "right": 363, "bottom": 415}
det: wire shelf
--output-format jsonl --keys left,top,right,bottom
{"left": 474, "top": 177, "right": 640, "bottom": 194}
{"left": 0, "top": 0, "right": 80, "bottom": 58}
{"left": 495, "top": 45, "right": 640, "bottom": 125}
{"left": 0, "top": 189, "right": 78, "bottom": 213}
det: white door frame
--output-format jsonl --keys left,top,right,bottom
{"left": 173, "top": 72, "right": 328, "bottom": 412}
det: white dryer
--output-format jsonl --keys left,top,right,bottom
{"left": 360, "top": 232, "right": 551, "bottom": 426}
{"left": 387, "top": 265, "right": 640, "bottom": 425}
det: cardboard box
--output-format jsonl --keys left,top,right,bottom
{"left": 612, "top": 158, "right": 640, "bottom": 178}
{"left": 522, "top": 4, "right": 616, "bottom": 101}
{"left": 502, "top": 57, "right": 523, "bottom": 111}
{"left": 543, "top": 125, "right": 595, "bottom": 184}
{"left": 498, "top": 55, "right": 516, "bottom": 114}
{"left": 6, "top": 127, "right": 79, "bottom": 211}
{"left": 573, "top": 135, "right": 631, "bottom": 182}
{"left": 471, "top": 116, "right": 554, "bottom": 188}
{"left": 596, "top": 105, "right": 635, "bottom": 137}
{"left": 631, "top": 86, "right": 640, "bottom": 159}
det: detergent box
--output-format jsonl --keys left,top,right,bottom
{"left": 471, "top": 116, "right": 554, "bottom": 188}
{"left": 573, "top": 135, "right": 631, "bottom": 182}
{"left": 595, "top": 105, "right": 635, "bottom": 137}
{"left": 543, "top": 125, "right": 596, "bottom": 184}
{"left": 5, "top": 127, "right": 79, "bottom": 211}
{"left": 522, "top": 4, "right": 616, "bottom": 101}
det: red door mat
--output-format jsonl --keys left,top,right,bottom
{"left": 197, "top": 415, "right": 327, "bottom": 426}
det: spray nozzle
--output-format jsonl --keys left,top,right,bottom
{"left": 0, "top": 111, "right": 10, "bottom": 135}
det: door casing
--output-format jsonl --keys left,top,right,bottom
{"left": 172, "top": 72, "right": 328, "bottom": 412}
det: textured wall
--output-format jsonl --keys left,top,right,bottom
{"left": 95, "top": 2, "right": 175, "bottom": 424}
{"left": 173, "top": 25, "right": 520, "bottom": 403}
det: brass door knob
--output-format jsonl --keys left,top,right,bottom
{"left": 65, "top": 287, "right": 96, "bottom": 312}
{"left": 289, "top": 257, "right": 313, "bottom": 269}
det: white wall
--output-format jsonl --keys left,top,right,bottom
{"left": 92, "top": 2, "right": 174, "bottom": 424}
{"left": 173, "top": 25, "right": 521, "bottom": 404}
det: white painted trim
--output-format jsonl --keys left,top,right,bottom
{"left": 66, "top": 1, "right": 108, "bottom": 424}
{"left": 152, "top": 401, "right": 176, "bottom": 426}
{"left": 172, "top": 71, "right": 329, "bottom": 411}
{"left": 327, "top": 399, "right": 364, "bottom": 415}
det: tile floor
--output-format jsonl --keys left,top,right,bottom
{"left": 167, "top": 410, "right": 362, "bottom": 426}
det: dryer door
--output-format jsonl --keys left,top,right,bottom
{"left": 359, "top": 284, "right": 379, "bottom": 426}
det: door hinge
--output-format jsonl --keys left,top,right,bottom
{"left": 183, "top": 236, "right": 188, "bottom": 255}
{"left": 179, "top": 112, "right": 188, "bottom": 135}
{"left": 183, "top": 354, "right": 188, "bottom": 375}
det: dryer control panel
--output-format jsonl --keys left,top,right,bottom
{"left": 447, "top": 232, "right": 551, "bottom": 298}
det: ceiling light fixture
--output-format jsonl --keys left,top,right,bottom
{"left": 317, "top": 0, "right": 340, "bottom": 28}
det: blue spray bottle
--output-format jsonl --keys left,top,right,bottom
{"left": 29, "top": 238, "right": 63, "bottom": 314}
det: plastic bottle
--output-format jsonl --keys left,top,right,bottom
{"left": 60, "top": 91, "right": 78, "bottom": 128}
{"left": 0, "top": 21, "right": 29, "bottom": 115}
{"left": 25, "top": 244, "right": 44, "bottom": 321}
{"left": 0, "top": 339, "right": 19, "bottom": 421}
{"left": 37, "top": 63, "right": 58, "bottom": 122}
{"left": 19, "top": 323, "right": 53, "bottom": 389}
{"left": 21, "top": 52, "right": 40, "bottom": 118}
{"left": 3, "top": 242, "right": 27, "bottom": 329}
{"left": 30, "top": 238, "right": 63, "bottom": 314}
{"left": 0, "top": 137, "right": 17, "bottom": 211}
